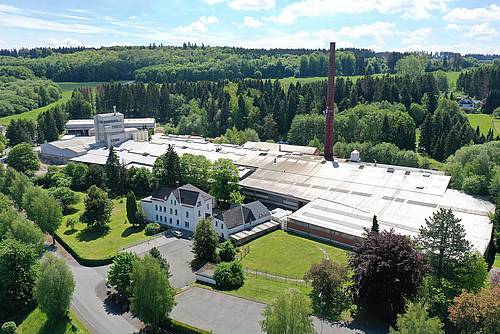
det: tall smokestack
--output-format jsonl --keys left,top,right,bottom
{"left": 324, "top": 42, "right": 336, "bottom": 161}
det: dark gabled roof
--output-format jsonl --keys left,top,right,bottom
{"left": 151, "top": 184, "right": 213, "bottom": 206}
{"left": 216, "top": 201, "right": 270, "bottom": 230}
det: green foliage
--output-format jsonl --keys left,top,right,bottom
{"left": 193, "top": 218, "right": 219, "bottom": 263}
{"left": 177, "top": 99, "right": 208, "bottom": 136}
{"left": 371, "top": 215, "right": 379, "bottom": 233}
{"left": 163, "top": 319, "right": 212, "bottom": 334}
{"left": 287, "top": 114, "right": 325, "bottom": 146}
{"left": 80, "top": 185, "right": 113, "bottom": 228}
{"left": 210, "top": 158, "right": 239, "bottom": 203}
{"left": 218, "top": 241, "right": 236, "bottom": 262}
{"left": 66, "top": 90, "right": 92, "bottom": 119}
{"left": 1, "top": 321, "right": 17, "bottom": 334}
{"left": 304, "top": 258, "right": 351, "bottom": 321}
{"left": 179, "top": 154, "right": 212, "bottom": 191}
{"left": 396, "top": 54, "right": 428, "bottom": 77}
{"left": 105, "top": 146, "right": 122, "bottom": 193}
{"left": 408, "top": 103, "right": 427, "bottom": 127}
{"left": 445, "top": 141, "right": 499, "bottom": 197}
{"left": 214, "top": 261, "right": 245, "bottom": 290}
{"left": 229, "top": 190, "right": 245, "bottom": 205}
{"left": 7, "top": 143, "right": 39, "bottom": 176}
{"left": 34, "top": 254, "right": 75, "bottom": 320}
{"left": 216, "top": 127, "right": 260, "bottom": 145}
{"left": 130, "top": 255, "right": 175, "bottom": 328}
{"left": 65, "top": 217, "right": 77, "bottom": 231}
{"left": 107, "top": 252, "right": 138, "bottom": 298}
{"left": 5, "top": 119, "right": 37, "bottom": 146}
{"left": 261, "top": 288, "right": 315, "bottom": 334}
{"left": 126, "top": 167, "right": 152, "bottom": 196}
{"left": 349, "top": 230, "right": 426, "bottom": 323}
{"left": 0, "top": 238, "right": 38, "bottom": 318}
{"left": 149, "top": 247, "right": 171, "bottom": 278}
{"left": 1, "top": 207, "right": 44, "bottom": 254}
{"left": 389, "top": 301, "right": 444, "bottom": 334}
{"left": 153, "top": 144, "right": 181, "bottom": 187}
{"left": 48, "top": 186, "right": 79, "bottom": 213}
{"left": 144, "top": 222, "right": 160, "bottom": 236}
{"left": 64, "top": 162, "right": 89, "bottom": 191}
{"left": 448, "top": 286, "right": 500, "bottom": 334}
{"left": 334, "top": 141, "right": 420, "bottom": 167}
{"left": 126, "top": 191, "right": 138, "bottom": 226}
{"left": 23, "top": 186, "right": 63, "bottom": 244}
{"left": 418, "top": 208, "right": 471, "bottom": 278}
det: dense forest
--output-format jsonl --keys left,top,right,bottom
{"left": 0, "top": 45, "right": 486, "bottom": 83}
{"left": 457, "top": 61, "right": 500, "bottom": 113}
{"left": 0, "top": 66, "right": 61, "bottom": 116}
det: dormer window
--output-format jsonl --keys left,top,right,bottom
{"left": 197, "top": 201, "right": 201, "bottom": 207}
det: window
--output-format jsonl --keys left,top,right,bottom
{"left": 176, "top": 220, "right": 179, "bottom": 226}
{"left": 175, "top": 209, "right": 178, "bottom": 215}
{"left": 155, "top": 215, "right": 158, "bottom": 221}
{"left": 169, "top": 218, "right": 172, "bottom": 224}
{"left": 197, "top": 201, "right": 201, "bottom": 207}
{"left": 215, "top": 221, "right": 218, "bottom": 227}
{"left": 198, "top": 210, "right": 201, "bottom": 217}
{"left": 184, "top": 221, "right": 189, "bottom": 228}
{"left": 221, "top": 223, "right": 224, "bottom": 229}
{"left": 155, "top": 205, "right": 158, "bottom": 211}
{"left": 160, "top": 216, "right": 163, "bottom": 222}
{"left": 207, "top": 204, "right": 209, "bottom": 209}
{"left": 174, "top": 200, "right": 177, "bottom": 205}
{"left": 186, "top": 212, "right": 189, "bottom": 218}
{"left": 170, "top": 208, "right": 173, "bottom": 214}
{"left": 163, "top": 206, "right": 166, "bottom": 212}
{"left": 170, "top": 199, "right": 173, "bottom": 205}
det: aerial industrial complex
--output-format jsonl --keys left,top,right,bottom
{"left": 39, "top": 43, "right": 494, "bottom": 255}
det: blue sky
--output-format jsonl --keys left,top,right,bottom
{"left": 0, "top": 0, "right": 499, "bottom": 53}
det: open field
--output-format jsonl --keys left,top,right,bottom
{"left": 466, "top": 114, "right": 499, "bottom": 136}
{"left": 56, "top": 193, "right": 149, "bottom": 261}
{"left": 240, "top": 230, "right": 348, "bottom": 277}
{"left": 17, "top": 307, "right": 89, "bottom": 334}
{"left": 0, "top": 81, "right": 125, "bottom": 126}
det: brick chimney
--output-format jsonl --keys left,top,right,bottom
{"left": 324, "top": 42, "right": 336, "bottom": 161}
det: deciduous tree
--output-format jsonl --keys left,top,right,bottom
{"left": 7, "top": 143, "right": 39, "bottom": 176}
{"left": 389, "top": 301, "right": 444, "bottom": 334}
{"left": 193, "top": 218, "right": 219, "bottom": 263}
{"left": 107, "top": 252, "right": 138, "bottom": 298}
{"left": 80, "top": 185, "right": 113, "bottom": 228}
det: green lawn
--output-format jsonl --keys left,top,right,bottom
{"left": 467, "top": 113, "right": 499, "bottom": 136}
{"left": 240, "top": 230, "right": 348, "bottom": 277}
{"left": 17, "top": 307, "right": 89, "bottom": 334}
{"left": 494, "top": 253, "right": 500, "bottom": 268}
{"left": 56, "top": 193, "right": 149, "bottom": 261}
{"left": 445, "top": 71, "right": 461, "bottom": 89}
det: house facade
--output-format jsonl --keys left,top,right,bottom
{"left": 213, "top": 201, "right": 271, "bottom": 240}
{"left": 141, "top": 184, "right": 214, "bottom": 233}
{"left": 458, "top": 97, "right": 482, "bottom": 111}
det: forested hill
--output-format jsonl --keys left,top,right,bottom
{"left": 0, "top": 44, "right": 491, "bottom": 83}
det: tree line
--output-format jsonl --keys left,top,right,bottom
{"left": 0, "top": 45, "right": 488, "bottom": 83}
{"left": 457, "top": 61, "right": 500, "bottom": 113}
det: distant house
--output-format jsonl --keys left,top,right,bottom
{"left": 214, "top": 201, "right": 271, "bottom": 240}
{"left": 141, "top": 184, "right": 214, "bottom": 233}
{"left": 458, "top": 96, "right": 482, "bottom": 111}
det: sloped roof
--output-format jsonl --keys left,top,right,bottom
{"left": 216, "top": 201, "right": 270, "bottom": 229}
{"left": 151, "top": 184, "right": 213, "bottom": 206}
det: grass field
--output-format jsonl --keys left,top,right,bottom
{"left": 0, "top": 81, "right": 125, "bottom": 126}
{"left": 494, "top": 253, "right": 500, "bottom": 268}
{"left": 17, "top": 308, "right": 89, "bottom": 334}
{"left": 240, "top": 230, "right": 348, "bottom": 277}
{"left": 466, "top": 114, "right": 499, "bottom": 136}
{"left": 56, "top": 192, "right": 149, "bottom": 261}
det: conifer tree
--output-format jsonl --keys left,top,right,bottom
{"left": 105, "top": 146, "right": 122, "bottom": 193}
{"left": 371, "top": 215, "right": 379, "bottom": 233}
{"left": 126, "top": 191, "right": 138, "bottom": 226}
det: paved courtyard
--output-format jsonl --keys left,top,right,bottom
{"left": 171, "top": 287, "right": 364, "bottom": 334}
{"left": 125, "top": 233, "right": 195, "bottom": 289}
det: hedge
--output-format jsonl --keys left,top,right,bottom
{"left": 164, "top": 318, "right": 213, "bottom": 334}
{"left": 55, "top": 233, "right": 114, "bottom": 266}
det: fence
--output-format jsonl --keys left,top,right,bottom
{"left": 244, "top": 267, "right": 309, "bottom": 286}
{"left": 236, "top": 244, "right": 250, "bottom": 261}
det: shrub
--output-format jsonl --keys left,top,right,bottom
{"left": 1, "top": 321, "right": 17, "bottom": 334}
{"left": 218, "top": 241, "right": 236, "bottom": 262}
{"left": 145, "top": 222, "right": 161, "bottom": 236}
{"left": 214, "top": 261, "right": 244, "bottom": 290}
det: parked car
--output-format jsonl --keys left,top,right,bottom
{"left": 171, "top": 230, "right": 182, "bottom": 238}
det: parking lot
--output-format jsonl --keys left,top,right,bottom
{"left": 125, "top": 233, "right": 195, "bottom": 289}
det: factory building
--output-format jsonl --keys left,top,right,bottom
{"left": 65, "top": 115, "right": 155, "bottom": 136}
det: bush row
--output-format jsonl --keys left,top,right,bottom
{"left": 54, "top": 233, "right": 114, "bottom": 267}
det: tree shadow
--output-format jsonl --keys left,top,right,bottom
{"left": 103, "top": 294, "right": 129, "bottom": 316}
{"left": 76, "top": 226, "right": 110, "bottom": 242}
{"left": 190, "top": 258, "right": 206, "bottom": 271}
{"left": 63, "top": 207, "right": 79, "bottom": 216}
{"left": 121, "top": 225, "right": 144, "bottom": 238}
{"left": 63, "top": 229, "right": 77, "bottom": 236}
{"left": 38, "top": 316, "right": 74, "bottom": 334}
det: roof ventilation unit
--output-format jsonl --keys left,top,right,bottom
{"left": 350, "top": 149, "right": 360, "bottom": 162}
{"left": 387, "top": 167, "right": 395, "bottom": 173}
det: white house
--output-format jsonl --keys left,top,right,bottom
{"left": 458, "top": 96, "right": 482, "bottom": 111}
{"left": 213, "top": 201, "right": 271, "bottom": 240}
{"left": 141, "top": 184, "right": 214, "bottom": 233}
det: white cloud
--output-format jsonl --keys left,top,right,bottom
{"left": 0, "top": 4, "right": 19, "bottom": 13}
{"left": 228, "top": 0, "right": 275, "bottom": 11}
{"left": 106, "top": 41, "right": 133, "bottom": 47}
{"left": 243, "top": 16, "right": 264, "bottom": 28}
{"left": 464, "top": 23, "right": 498, "bottom": 38}
{"left": 238, "top": 29, "right": 353, "bottom": 49}
{"left": 402, "top": 27, "right": 432, "bottom": 45}
{"left": 129, "top": 16, "right": 137, "bottom": 20}
{"left": 59, "top": 14, "right": 91, "bottom": 21}
{"left": 44, "top": 38, "right": 83, "bottom": 47}
{"left": 444, "top": 23, "right": 461, "bottom": 31}
{"left": 141, "top": 13, "right": 148, "bottom": 16}
{"left": 174, "top": 16, "right": 219, "bottom": 33}
{"left": 203, "top": 0, "right": 275, "bottom": 10}
{"left": 443, "top": 4, "right": 500, "bottom": 22}
{"left": 0, "top": 11, "right": 107, "bottom": 34}
{"left": 268, "top": 0, "right": 451, "bottom": 24}
{"left": 337, "top": 21, "right": 396, "bottom": 44}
